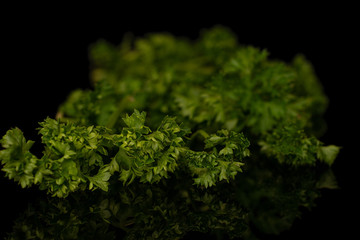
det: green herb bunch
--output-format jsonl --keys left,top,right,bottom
{"left": 1, "top": 26, "right": 340, "bottom": 239}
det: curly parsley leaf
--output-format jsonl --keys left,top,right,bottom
{"left": 259, "top": 123, "right": 340, "bottom": 166}
{"left": 186, "top": 130, "right": 250, "bottom": 188}
{"left": 0, "top": 128, "right": 38, "bottom": 188}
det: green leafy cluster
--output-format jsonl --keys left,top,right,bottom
{"left": 0, "top": 110, "right": 249, "bottom": 197}
{"left": 57, "top": 28, "right": 314, "bottom": 133}
{"left": 186, "top": 130, "right": 250, "bottom": 188}
{"left": 0, "top": 128, "right": 38, "bottom": 188}
{"left": 259, "top": 123, "right": 340, "bottom": 166}
{"left": 112, "top": 110, "right": 189, "bottom": 185}
{"left": 1, "top": 25, "right": 341, "bottom": 238}
{"left": 55, "top": 25, "right": 338, "bottom": 167}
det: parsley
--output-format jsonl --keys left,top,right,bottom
{"left": 0, "top": 110, "right": 249, "bottom": 198}
{"left": 1, "top": 26, "right": 340, "bottom": 239}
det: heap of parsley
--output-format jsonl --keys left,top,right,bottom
{"left": 1, "top": 26, "right": 340, "bottom": 239}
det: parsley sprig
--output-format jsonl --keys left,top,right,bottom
{"left": 1, "top": 110, "right": 250, "bottom": 197}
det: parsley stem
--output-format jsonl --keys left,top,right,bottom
{"left": 190, "top": 129, "right": 210, "bottom": 140}
{"left": 106, "top": 95, "right": 134, "bottom": 129}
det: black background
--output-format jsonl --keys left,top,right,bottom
{"left": 0, "top": 9, "right": 357, "bottom": 239}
